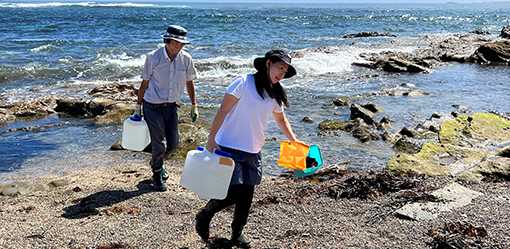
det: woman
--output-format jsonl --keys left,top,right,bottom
{"left": 195, "top": 49, "right": 302, "bottom": 248}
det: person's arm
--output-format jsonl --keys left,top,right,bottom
{"left": 138, "top": 52, "right": 152, "bottom": 106}
{"left": 137, "top": 80, "right": 149, "bottom": 105}
{"left": 186, "top": 80, "right": 199, "bottom": 122}
{"left": 206, "top": 94, "right": 239, "bottom": 152}
{"left": 186, "top": 80, "right": 196, "bottom": 105}
{"left": 134, "top": 79, "right": 150, "bottom": 115}
{"left": 273, "top": 111, "right": 298, "bottom": 141}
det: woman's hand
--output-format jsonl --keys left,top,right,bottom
{"left": 206, "top": 135, "right": 218, "bottom": 153}
{"left": 291, "top": 138, "right": 309, "bottom": 146}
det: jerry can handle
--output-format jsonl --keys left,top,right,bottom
{"left": 214, "top": 150, "right": 232, "bottom": 158}
{"left": 196, "top": 146, "right": 232, "bottom": 158}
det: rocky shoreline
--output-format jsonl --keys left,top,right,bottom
{"left": 0, "top": 154, "right": 509, "bottom": 248}
{"left": 1, "top": 107, "right": 509, "bottom": 248}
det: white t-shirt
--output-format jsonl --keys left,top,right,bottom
{"left": 215, "top": 74, "right": 284, "bottom": 153}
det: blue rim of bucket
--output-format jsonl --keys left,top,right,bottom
{"left": 294, "top": 145, "right": 323, "bottom": 177}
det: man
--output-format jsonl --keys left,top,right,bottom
{"left": 135, "top": 25, "right": 198, "bottom": 191}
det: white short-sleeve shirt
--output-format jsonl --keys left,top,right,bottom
{"left": 215, "top": 74, "right": 284, "bottom": 153}
{"left": 142, "top": 47, "right": 197, "bottom": 105}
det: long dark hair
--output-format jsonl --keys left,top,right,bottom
{"left": 253, "top": 57, "right": 289, "bottom": 108}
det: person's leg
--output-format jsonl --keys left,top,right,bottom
{"left": 195, "top": 185, "right": 237, "bottom": 242}
{"left": 231, "top": 184, "right": 255, "bottom": 248}
{"left": 163, "top": 103, "right": 179, "bottom": 155}
{"left": 143, "top": 103, "right": 167, "bottom": 191}
{"left": 161, "top": 104, "right": 179, "bottom": 181}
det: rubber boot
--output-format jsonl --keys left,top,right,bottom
{"left": 195, "top": 209, "right": 211, "bottom": 242}
{"left": 161, "top": 167, "right": 169, "bottom": 182}
{"left": 195, "top": 199, "right": 233, "bottom": 242}
{"left": 152, "top": 169, "right": 167, "bottom": 192}
{"left": 231, "top": 229, "right": 250, "bottom": 248}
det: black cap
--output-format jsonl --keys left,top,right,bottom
{"left": 254, "top": 49, "right": 296, "bottom": 79}
{"left": 162, "top": 25, "right": 190, "bottom": 44}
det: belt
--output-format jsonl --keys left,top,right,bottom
{"left": 143, "top": 101, "right": 178, "bottom": 107}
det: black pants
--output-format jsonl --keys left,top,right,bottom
{"left": 143, "top": 101, "right": 179, "bottom": 172}
{"left": 201, "top": 184, "right": 255, "bottom": 237}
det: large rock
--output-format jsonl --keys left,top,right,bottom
{"left": 458, "top": 156, "right": 510, "bottom": 182}
{"left": 357, "top": 33, "right": 488, "bottom": 71}
{"left": 376, "top": 87, "right": 429, "bottom": 97}
{"left": 350, "top": 104, "right": 375, "bottom": 125}
{"left": 469, "top": 40, "right": 510, "bottom": 65}
{"left": 318, "top": 119, "right": 380, "bottom": 143}
{"left": 361, "top": 103, "right": 382, "bottom": 113}
{"left": 55, "top": 98, "right": 109, "bottom": 117}
{"left": 2, "top": 97, "right": 56, "bottom": 120}
{"left": 500, "top": 25, "right": 510, "bottom": 39}
{"left": 88, "top": 83, "right": 137, "bottom": 102}
{"left": 439, "top": 113, "right": 510, "bottom": 145}
{"left": 55, "top": 97, "right": 137, "bottom": 125}
{"left": 0, "top": 108, "right": 16, "bottom": 123}
{"left": 381, "top": 58, "right": 430, "bottom": 73}
{"left": 395, "top": 182, "right": 482, "bottom": 221}
{"left": 332, "top": 96, "right": 350, "bottom": 107}
{"left": 351, "top": 119, "right": 380, "bottom": 142}
{"left": 343, "top": 32, "right": 396, "bottom": 38}
{"left": 470, "top": 29, "right": 490, "bottom": 35}
{"left": 388, "top": 113, "right": 510, "bottom": 179}
{"left": 393, "top": 137, "right": 425, "bottom": 154}
{"left": 318, "top": 120, "right": 356, "bottom": 132}
{"left": 497, "top": 146, "right": 510, "bottom": 158}
{"left": 170, "top": 121, "right": 209, "bottom": 160}
{"left": 94, "top": 102, "right": 135, "bottom": 125}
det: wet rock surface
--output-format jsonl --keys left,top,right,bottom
{"left": 469, "top": 40, "right": 510, "bottom": 65}
{"left": 500, "top": 25, "right": 510, "bottom": 39}
{"left": 354, "top": 33, "right": 495, "bottom": 73}
{"left": 332, "top": 96, "right": 350, "bottom": 107}
{"left": 343, "top": 31, "right": 396, "bottom": 38}
{"left": 350, "top": 104, "right": 375, "bottom": 125}
{"left": 0, "top": 83, "right": 138, "bottom": 126}
{"left": 320, "top": 102, "right": 387, "bottom": 143}
{"left": 0, "top": 97, "right": 56, "bottom": 123}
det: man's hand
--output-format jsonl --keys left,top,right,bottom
{"left": 134, "top": 104, "right": 142, "bottom": 116}
{"left": 191, "top": 104, "right": 199, "bottom": 122}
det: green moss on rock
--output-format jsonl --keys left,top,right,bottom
{"left": 388, "top": 112, "right": 510, "bottom": 178}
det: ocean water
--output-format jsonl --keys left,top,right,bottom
{"left": 1, "top": 1, "right": 510, "bottom": 180}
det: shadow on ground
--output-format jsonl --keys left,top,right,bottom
{"left": 207, "top": 237, "right": 233, "bottom": 249}
{"left": 62, "top": 179, "right": 153, "bottom": 219}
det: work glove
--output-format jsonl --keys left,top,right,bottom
{"left": 191, "top": 104, "right": 199, "bottom": 122}
{"left": 134, "top": 104, "right": 142, "bottom": 117}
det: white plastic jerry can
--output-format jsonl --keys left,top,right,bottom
{"left": 121, "top": 115, "right": 151, "bottom": 152}
{"left": 180, "top": 147, "right": 235, "bottom": 200}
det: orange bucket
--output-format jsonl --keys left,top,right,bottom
{"left": 277, "top": 140, "right": 309, "bottom": 171}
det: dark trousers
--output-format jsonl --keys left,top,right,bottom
{"left": 201, "top": 184, "right": 255, "bottom": 237}
{"left": 143, "top": 101, "right": 179, "bottom": 172}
